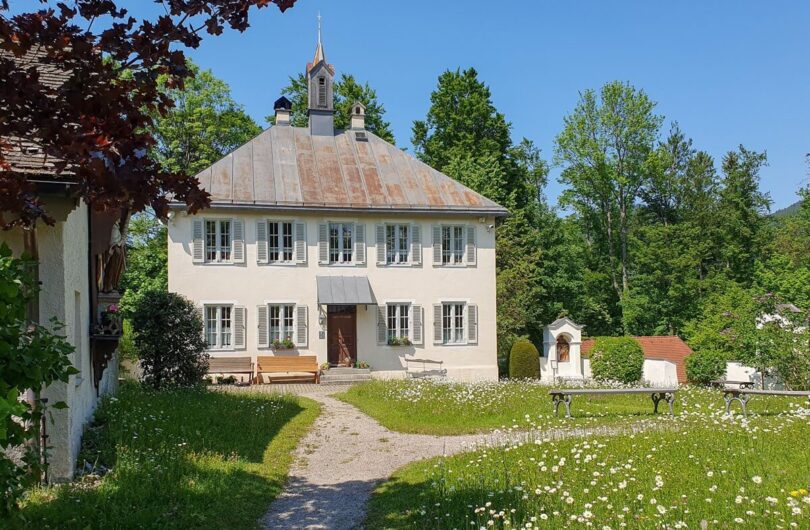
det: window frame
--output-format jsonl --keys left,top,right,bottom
{"left": 204, "top": 218, "right": 233, "bottom": 263}
{"left": 440, "top": 225, "right": 465, "bottom": 266}
{"left": 441, "top": 301, "right": 466, "bottom": 345}
{"left": 328, "top": 221, "right": 354, "bottom": 264}
{"left": 204, "top": 303, "right": 234, "bottom": 350}
{"left": 386, "top": 302, "right": 411, "bottom": 341}
{"left": 267, "top": 219, "right": 295, "bottom": 264}
{"left": 385, "top": 223, "right": 411, "bottom": 265}
{"left": 267, "top": 303, "right": 296, "bottom": 344}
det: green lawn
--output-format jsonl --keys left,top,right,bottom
{"left": 15, "top": 383, "right": 319, "bottom": 529}
{"left": 367, "top": 413, "right": 810, "bottom": 529}
{"left": 336, "top": 379, "right": 802, "bottom": 435}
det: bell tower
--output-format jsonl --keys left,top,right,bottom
{"left": 307, "top": 14, "right": 335, "bottom": 136}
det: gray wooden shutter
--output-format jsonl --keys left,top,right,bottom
{"left": 294, "top": 222, "right": 307, "bottom": 264}
{"left": 412, "top": 304, "right": 423, "bottom": 344}
{"left": 295, "top": 305, "right": 308, "bottom": 347}
{"left": 411, "top": 225, "right": 422, "bottom": 266}
{"left": 467, "top": 304, "right": 478, "bottom": 344}
{"left": 354, "top": 223, "right": 366, "bottom": 264}
{"left": 465, "top": 225, "right": 477, "bottom": 266}
{"left": 192, "top": 219, "right": 204, "bottom": 263}
{"left": 375, "top": 224, "right": 386, "bottom": 265}
{"left": 233, "top": 306, "right": 246, "bottom": 349}
{"left": 256, "top": 220, "right": 268, "bottom": 264}
{"left": 257, "top": 305, "right": 268, "bottom": 348}
{"left": 432, "top": 225, "right": 442, "bottom": 266}
{"left": 433, "top": 304, "right": 443, "bottom": 344}
{"left": 318, "top": 223, "right": 329, "bottom": 264}
{"left": 377, "top": 305, "right": 387, "bottom": 345}
{"left": 232, "top": 219, "right": 245, "bottom": 263}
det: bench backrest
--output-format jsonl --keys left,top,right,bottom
{"left": 742, "top": 389, "right": 810, "bottom": 396}
{"left": 550, "top": 388, "right": 678, "bottom": 395}
{"left": 257, "top": 355, "right": 319, "bottom": 373}
{"left": 208, "top": 357, "right": 253, "bottom": 373}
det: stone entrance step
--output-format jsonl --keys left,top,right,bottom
{"left": 320, "top": 367, "right": 372, "bottom": 385}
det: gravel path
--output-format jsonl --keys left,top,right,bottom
{"left": 255, "top": 385, "right": 671, "bottom": 530}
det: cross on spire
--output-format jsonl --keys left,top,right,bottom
{"left": 312, "top": 12, "right": 325, "bottom": 66}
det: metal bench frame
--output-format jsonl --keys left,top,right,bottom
{"left": 405, "top": 358, "right": 447, "bottom": 379}
{"left": 549, "top": 388, "right": 678, "bottom": 418}
{"left": 722, "top": 388, "right": 810, "bottom": 418}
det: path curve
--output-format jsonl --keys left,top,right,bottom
{"left": 255, "top": 386, "right": 675, "bottom": 530}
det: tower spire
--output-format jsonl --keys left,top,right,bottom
{"left": 312, "top": 12, "right": 325, "bottom": 66}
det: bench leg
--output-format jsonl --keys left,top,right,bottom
{"left": 552, "top": 394, "right": 562, "bottom": 417}
{"left": 723, "top": 391, "right": 733, "bottom": 415}
{"left": 724, "top": 392, "right": 749, "bottom": 418}
{"left": 665, "top": 392, "right": 675, "bottom": 416}
{"left": 651, "top": 392, "right": 661, "bottom": 414}
{"left": 739, "top": 393, "right": 749, "bottom": 418}
{"left": 563, "top": 395, "right": 572, "bottom": 418}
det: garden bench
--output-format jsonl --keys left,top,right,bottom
{"left": 207, "top": 357, "right": 254, "bottom": 385}
{"left": 405, "top": 358, "right": 447, "bottom": 379}
{"left": 721, "top": 388, "right": 810, "bottom": 418}
{"left": 549, "top": 388, "right": 678, "bottom": 418}
{"left": 710, "top": 379, "right": 754, "bottom": 389}
{"left": 256, "top": 355, "right": 320, "bottom": 384}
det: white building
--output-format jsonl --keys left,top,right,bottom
{"left": 167, "top": 40, "right": 508, "bottom": 381}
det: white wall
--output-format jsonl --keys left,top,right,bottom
{"left": 643, "top": 359, "right": 678, "bottom": 387}
{"left": 168, "top": 209, "right": 499, "bottom": 381}
{"left": 726, "top": 361, "right": 783, "bottom": 390}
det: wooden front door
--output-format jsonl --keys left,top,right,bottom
{"left": 327, "top": 305, "right": 357, "bottom": 366}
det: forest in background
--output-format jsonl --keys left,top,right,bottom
{"left": 122, "top": 61, "right": 810, "bottom": 378}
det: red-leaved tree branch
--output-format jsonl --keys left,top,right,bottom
{"left": 0, "top": 0, "right": 296, "bottom": 228}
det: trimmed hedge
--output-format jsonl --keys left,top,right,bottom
{"left": 509, "top": 338, "right": 540, "bottom": 379}
{"left": 685, "top": 348, "right": 727, "bottom": 385}
{"left": 589, "top": 337, "right": 644, "bottom": 383}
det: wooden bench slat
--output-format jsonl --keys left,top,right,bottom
{"left": 256, "top": 355, "right": 319, "bottom": 384}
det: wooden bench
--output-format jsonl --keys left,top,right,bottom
{"left": 721, "top": 388, "right": 810, "bottom": 418}
{"left": 256, "top": 355, "right": 320, "bottom": 384}
{"left": 207, "top": 357, "right": 254, "bottom": 385}
{"left": 405, "top": 358, "right": 447, "bottom": 379}
{"left": 549, "top": 388, "right": 678, "bottom": 418}
{"left": 710, "top": 379, "right": 755, "bottom": 389}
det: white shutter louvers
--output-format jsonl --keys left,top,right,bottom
{"left": 232, "top": 219, "right": 245, "bottom": 263}
{"left": 411, "top": 225, "right": 422, "bottom": 266}
{"left": 294, "top": 222, "right": 307, "bottom": 263}
{"left": 318, "top": 223, "right": 329, "bottom": 264}
{"left": 433, "top": 304, "right": 443, "bottom": 344}
{"left": 377, "top": 305, "right": 387, "bottom": 345}
{"left": 192, "top": 219, "right": 204, "bottom": 263}
{"left": 257, "top": 305, "right": 269, "bottom": 348}
{"left": 412, "top": 304, "right": 423, "bottom": 344}
{"left": 256, "top": 220, "right": 268, "bottom": 264}
{"left": 465, "top": 225, "right": 477, "bottom": 266}
{"left": 375, "top": 224, "right": 386, "bottom": 265}
{"left": 432, "top": 225, "right": 442, "bottom": 266}
{"left": 467, "top": 304, "right": 478, "bottom": 344}
{"left": 233, "top": 306, "right": 246, "bottom": 349}
{"left": 295, "top": 305, "right": 308, "bottom": 347}
{"left": 354, "top": 223, "right": 366, "bottom": 264}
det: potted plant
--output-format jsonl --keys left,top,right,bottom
{"left": 356, "top": 360, "right": 370, "bottom": 369}
{"left": 99, "top": 303, "right": 122, "bottom": 336}
{"left": 387, "top": 336, "right": 412, "bottom": 346}
{"left": 272, "top": 336, "right": 296, "bottom": 350}
{"left": 320, "top": 362, "right": 330, "bottom": 371}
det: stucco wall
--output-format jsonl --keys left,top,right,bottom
{"left": 168, "top": 209, "right": 498, "bottom": 381}
{"left": 643, "top": 359, "right": 678, "bottom": 387}
{"left": 1, "top": 201, "right": 117, "bottom": 481}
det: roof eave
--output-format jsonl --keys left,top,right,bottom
{"left": 170, "top": 201, "right": 509, "bottom": 218}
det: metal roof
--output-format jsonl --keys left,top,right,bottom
{"left": 316, "top": 276, "right": 376, "bottom": 305}
{"left": 194, "top": 126, "right": 509, "bottom": 216}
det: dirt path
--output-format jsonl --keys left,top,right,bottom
{"left": 255, "top": 386, "right": 668, "bottom": 530}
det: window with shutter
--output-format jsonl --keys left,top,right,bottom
{"left": 327, "top": 222, "right": 354, "bottom": 264}
{"left": 439, "top": 302, "right": 466, "bottom": 345}
{"left": 203, "top": 219, "right": 233, "bottom": 263}
{"left": 386, "top": 303, "right": 411, "bottom": 344}
{"left": 267, "top": 220, "right": 294, "bottom": 263}
{"left": 204, "top": 304, "right": 233, "bottom": 349}
{"left": 384, "top": 224, "right": 410, "bottom": 264}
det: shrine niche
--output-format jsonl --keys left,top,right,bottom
{"left": 557, "top": 335, "right": 570, "bottom": 362}
{"left": 541, "top": 317, "right": 585, "bottom": 381}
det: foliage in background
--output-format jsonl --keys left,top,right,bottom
{"left": 508, "top": 338, "right": 540, "bottom": 380}
{"left": 267, "top": 73, "right": 395, "bottom": 143}
{"left": 0, "top": 245, "right": 77, "bottom": 516}
{"left": 685, "top": 348, "right": 727, "bottom": 384}
{"left": 588, "top": 337, "right": 644, "bottom": 383}
{"left": 129, "top": 291, "right": 208, "bottom": 389}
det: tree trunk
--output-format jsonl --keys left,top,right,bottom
{"left": 605, "top": 207, "right": 621, "bottom": 298}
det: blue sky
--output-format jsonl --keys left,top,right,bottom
{"left": 80, "top": 2, "right": 810, "bottom": 209}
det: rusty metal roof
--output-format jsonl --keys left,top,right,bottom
{"left": 194, "top": 126, "right": 508, "bottom": 216}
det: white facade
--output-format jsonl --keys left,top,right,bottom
{"left": 168, "top": 209, "right": 499, "bottom": 381}
{"left": 540, "top": 318, "right": 586, "bottom": 381}
{"left": 1, "top": 199, "right": 118, "bottom": 481}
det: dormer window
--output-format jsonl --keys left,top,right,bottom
{"left": 318, "top": 77, "right": 327, "bottom": 108}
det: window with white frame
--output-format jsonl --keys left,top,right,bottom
{"left": 387, "top": 303, "right": 410, "bottom": 341}
{"left": 205, "top": 305, "right": 232, "bottom": 349}
{"left": 268, "top": 221, "right": 294, "bottom": 262}
{"left": 441, "top": 225, "right": 464, "bottom": 265}
{"left": 442, "top": 302, "right": 465, "bottom": 344}
{"left": 205, "top": 219, "right": 232, "bottom": 262}
{"left": 268, "top": 304, "right": 295, "bottom": 343}
{"left": 386, "top": 224, "right": 410, "bottom": 264}
{"left": 329, "top": 222, "right": 353, "bottom": 263}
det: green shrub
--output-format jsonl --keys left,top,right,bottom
{"left": 508, "top": 338, "right": 540, "bottom": 379}
{"left": 130, "top": 290, "right": 208, "bottom": 389}
{"left": 685, "top": 349, "right": 727, "bottom": 385}
{"left": 589, "top": 337, "right": 644, "bottom": 383}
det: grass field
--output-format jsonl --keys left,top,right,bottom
{"left": 337, "top": 379, "right": 803, "bottom": 435}
{"left": 15, "top": 383, "right": 319, "bottom": 529}
{"left": 366, "top": 411, "right": 810, "bottom": 529}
